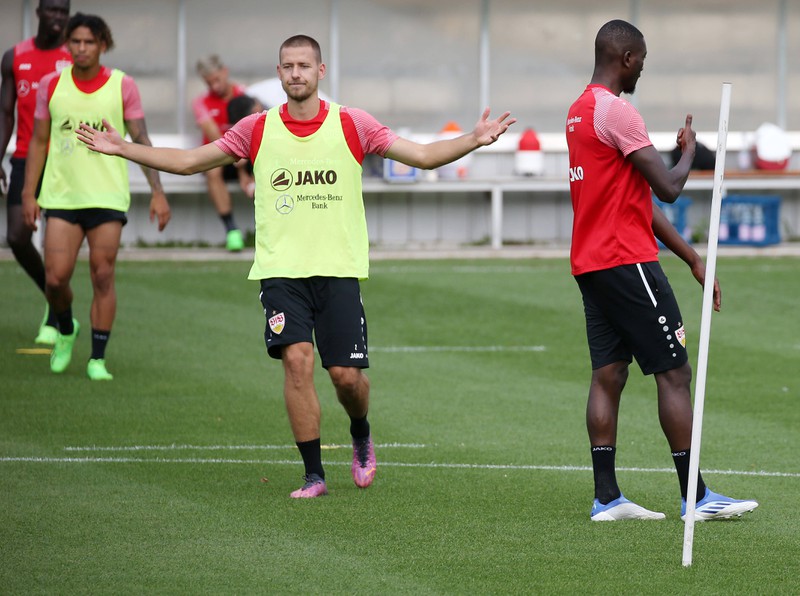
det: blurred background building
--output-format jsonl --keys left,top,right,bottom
{"left": 3, "top": 0, "right": 799, "bottom": 248}
{"left": 4, "top": 0, "right": 797, "bottom": 135}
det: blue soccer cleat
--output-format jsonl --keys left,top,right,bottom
{"left": 591, "top": 494, "right": 666, "bottom": 521}
{"left": 682, "top": 488, "right": 759, "bottom": 521}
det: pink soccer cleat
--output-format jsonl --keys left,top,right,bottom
{"left": 351, "top": 436, "right": 377, "bottom": 488}
{"left": 290, "top": 474, "right": 328, "bottom": 499}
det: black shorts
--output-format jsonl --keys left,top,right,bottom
{"left": 219, "top": 162, "right": 253, "bottom": 181}
{"left": 575, "top": 262, "right": 689, "bottom": 375}
{"left": 44, "top": 208, "right": 128, "bottom": 230}
{"left": 259, "top": 277, "right": 369, "bottom": 369}
{"left": 6, "top": 157, "right": 42, "bottom": 207}
{"left": 221, "top": 163, "right": 239, "bottom": 181}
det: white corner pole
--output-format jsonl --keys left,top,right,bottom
{"left": 682, "top": 82, "right": 732, "bottom": 567}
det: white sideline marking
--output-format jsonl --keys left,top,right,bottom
{"left": 1, "top": 456, "right": 798, "bottom": 478}
{"left": 63, "top": 443, "right": 426, "bottom": 452}
{"left": 373, "top": 265, "right": 562, "bottom": 274}
{"left": 370, "top": 345, "right": 546, "bottom": 353}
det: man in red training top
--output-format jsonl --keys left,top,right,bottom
{"left": 192, "top": 55, "right": 246, "bottom": 251}
{"left": 566, "top": 19, "right": 758, "bottom": 522}
{"left": 0, "top": 0, "right": 71, "bottom": 344}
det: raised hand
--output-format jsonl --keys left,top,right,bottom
{"left": 676, "top": 114, "right": 696, "bottom": 154}
{"left": 76, "top": 119, "right": 126, "bottom": 155}
{"left": 473, "top": 108, "right": 516, "bottom": 146}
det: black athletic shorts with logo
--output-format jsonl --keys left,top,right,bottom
{"left": 259, "top": 277, "right": 369, "bottom": 369}
{"left": 575, "top": 261, "right": 689, "bottom": 375}
{"left": 44, "top": 208, "right": 127, "bottom": 229}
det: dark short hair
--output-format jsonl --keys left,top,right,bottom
{"left": 39, "top": 0, "right": 70, "bottom": 10}
{"left": 66, "top": 12, "right": 114, "bottom": 51}
{"left": 227, "top": 95, "right": 258, "bottom": 124}
{"left": 595, "top": 19, "right": 643, "bottom": 61}
{"left": 279, "top": 35, "right": 322, "bottom": 64}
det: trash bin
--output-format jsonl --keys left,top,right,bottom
{"left": 719, "top": 195, "right": 781, "bottom": 246}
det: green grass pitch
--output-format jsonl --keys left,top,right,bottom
{"left": 2, "top": 255, "right": 799, "bottom": 594}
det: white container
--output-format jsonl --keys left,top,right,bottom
{"left": 515, "top": 128, "right": 544, "bottom": 176}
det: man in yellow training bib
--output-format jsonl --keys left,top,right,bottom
{"left": 23, "top": 13, "right": 170, "bottom": 381}
{"left": 77, "top": 34, "right": 514, "bottom": 497}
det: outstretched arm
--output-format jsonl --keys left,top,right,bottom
{"left": 125, "top": 117, "right": 171, "bottom": 231}
{"left": 629, "top": 114, "right": 697, "bottom": 203}
{"left": 385, "top": 108, "right": 516, "bottom": 169}
{"left": 652, "top": 202, "right": 721, "bottom": 311}
{"left": 77, "top": 119, "right": 236, "bottom": 176}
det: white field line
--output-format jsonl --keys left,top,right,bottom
{"left": 371, "top": 265, "right": 564, "bottom": 274}
{"left": 1, "top": 456, "right": 798, "bottom": 478}
{"left": 370, "top": 345, "right": 546, "bottom": 353}
{"left": 62, "top": 443, "right": 426, "bottom": 452}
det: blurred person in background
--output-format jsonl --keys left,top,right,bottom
{"left": 193, "top": 55, "right": 246, "bottom": 251}
{"left": 0, "top": 0, "right": 71, "bottom": 345}
{"left": 225, "top": 93, "right": 263, "bottom": 199}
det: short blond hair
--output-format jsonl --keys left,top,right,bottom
{"left": 279, "top": 35, "right": 322, "bottom": 64}
{"left": 196, "top": 54, "right": 225, "bottom": 77}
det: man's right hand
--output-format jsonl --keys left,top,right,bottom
{"left": 77, "top": 119, "right": 126, "bottom": 156}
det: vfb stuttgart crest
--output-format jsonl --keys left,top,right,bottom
{"left": 268, "top": 312, "right": 285, "bottom": 334}
{"left": 675, "top": 325, "right": 686, "bottom": 348}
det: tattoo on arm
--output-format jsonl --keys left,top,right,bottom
{"left": 126, "top": 118, "right": 164, "bottom": 193}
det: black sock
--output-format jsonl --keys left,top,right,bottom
{"left": 591, "top": 446, "right": 621, "bottom": 504}
{"left": 220, "top": 212, "right": 237, "bottom": 233}
{"left": 349, "top": 415, "right": 370, "bottom": 442}
{"left": 45, "top": 305, "right": 58, "bottom": 327}
{"left": 672, "top": 449, "right": 707, "bottom": 501}
{"left": 91, "top": 329, "right": 111, "bottom": 360}
{"left": 296, "top": 438, "right": 324, "bottom": 480}
{"left": 56, "top": 308, "right": 74, "bottom": 335}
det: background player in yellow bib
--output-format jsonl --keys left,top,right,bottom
{"left": 77, "top": 34, "right": 514, "bottom": 497}
{"left": 22, "top": 13, "right": 170, "bottom": 381}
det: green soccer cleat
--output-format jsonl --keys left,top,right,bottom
{"left": 35, "top": 304, "right": 58, "bottom": 345}
{"left": 35, "top": 324, "right": 59, "bottom": 346}
{"left": 87, "top": 358, "right": 114, "bottom": 381}
{"left": 226, "top": 229, "right": 245, "bottom": 252}
{"left": 50, "top": 319, "right": 80, "bottom": 374}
